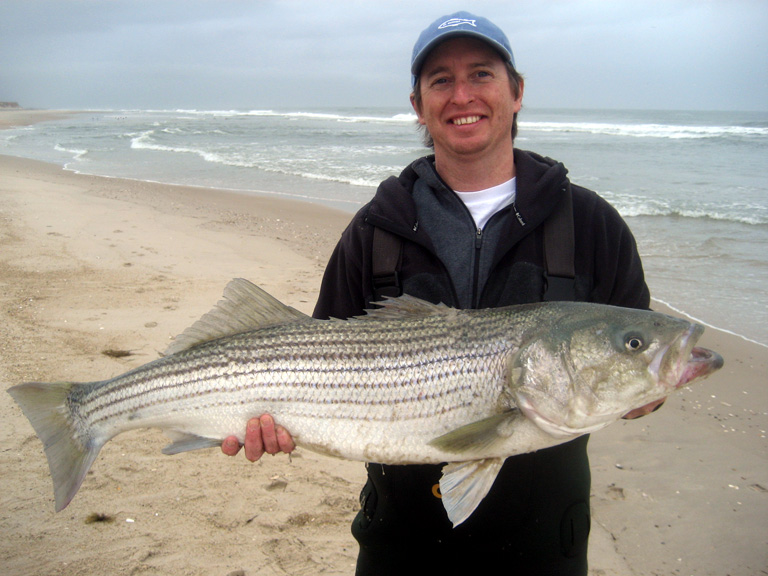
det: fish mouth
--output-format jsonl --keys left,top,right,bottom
{"left": 676, "top": 346, "right": 724, "bottom": 388}
{"left": 655, "top": 323, "right": 724, "bottom": 389}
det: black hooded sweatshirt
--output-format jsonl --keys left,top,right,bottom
{"left": 313, "top": 149, "right": 650, "bottom": 575}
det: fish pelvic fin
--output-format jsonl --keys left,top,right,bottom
{"left": 166, "top": 278, "right": 311, "bottom": 356}
{"left": 7, "top": 381, "right": 103, "bottom": 512}
{"left": 440, "top": 458, "right": 505, "bottom": 527}
{"left": 427, "top": 410, "right": 520, "bottom": 454}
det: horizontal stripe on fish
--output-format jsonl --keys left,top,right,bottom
{"left": 78, "top": 351, "right": 507, "bottom": 426}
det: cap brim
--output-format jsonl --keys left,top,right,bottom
{"left": 411, "top": 31, "right": 514, "bottom": 78}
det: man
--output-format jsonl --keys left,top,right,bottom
{"left": 223, "top": 11, "right": 660, "bottom": 574}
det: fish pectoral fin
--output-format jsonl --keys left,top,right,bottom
{"left": 440, "top": 458, "right": 505, "bottom": 527}
{"left": 427, "top": 410, "right": 520, "bottom": 454}
{"left": 162, "top": 431, "right": 223, "bottom": 455}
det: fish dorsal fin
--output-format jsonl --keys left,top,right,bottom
{"left": 165, "top": 278, "right": 310, "bottom": 356}
{"left": 353, "top": 294, "right": 455, "bottom": 321}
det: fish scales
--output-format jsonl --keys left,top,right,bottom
{"left": 68, "top": 312, "right": 509, "bottom": 465}
{"left": 7, "top": 278, "right": 723, "bottom": 523}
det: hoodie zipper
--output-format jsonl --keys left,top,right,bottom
{"left": 472, "top": 201, "right": 526, "bottom": 308}
{"left": 450, "top": 192, "right": 484, "bottom": 309}
{"left": 472, "top": 226, "right": 484, "bottom": 308}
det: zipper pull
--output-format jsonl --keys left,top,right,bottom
{"left": 512, "top": 202, "right": 526, "bottom": 227}
{"left": 475, "top": 227, "right": 483, "bottom": 249}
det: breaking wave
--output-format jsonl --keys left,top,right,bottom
{"left": 521, "top": 120, "right": 768, "bottom": 140}
{"left": 173, "top": 108, "right": 418, "bottom": 124}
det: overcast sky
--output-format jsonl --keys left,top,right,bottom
{"left": 1, "top": 0, "right": 766, "bottom": 112}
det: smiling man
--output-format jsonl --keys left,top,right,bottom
{"left": 412, "top": 36, "right": 523, "bottom": 190}
{"left": 225, "top": 11, "right": 654, "bottom": 575}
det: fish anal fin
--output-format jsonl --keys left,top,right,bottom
{"left": 162, "top": 431, "right": 224, "bottom": 455}
{"left": 427, "top": 410, "right": 520, "bottom": 454}
{"left": 440, "top": 458, "right": 505, "bottom": 527}
{"left": 165, "top": 278, "right": 310, "bottom": 356}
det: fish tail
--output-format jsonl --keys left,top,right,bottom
{"left": 7, "top": 381, "right": 103, "bottom": 512}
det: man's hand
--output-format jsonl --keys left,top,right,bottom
{"left": 622, "top": 398, "right": 666, "bottom": 420}
{"left": 221, "top": 414, "right": 296, "bottom": 462}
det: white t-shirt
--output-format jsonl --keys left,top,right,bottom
{"left": 454, "top": 177, "right": 517, "bottom": 230}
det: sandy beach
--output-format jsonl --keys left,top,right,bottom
{"left": 1, "top": 110, "right": 766, "bottom": 575}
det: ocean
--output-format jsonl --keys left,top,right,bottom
{"left": 2, "top": 108, "right": 767, "bottom": 346}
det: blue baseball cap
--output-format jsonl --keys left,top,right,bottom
{"left": 411, "top": 11, "right": 515, "bottom": 87}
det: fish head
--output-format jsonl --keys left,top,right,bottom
{"left": 509, "top": 304, "right": 723, "bottom": 439}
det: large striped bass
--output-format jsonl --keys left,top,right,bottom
{"left": 8, "top": 278, "right": 723, "bottom": 526}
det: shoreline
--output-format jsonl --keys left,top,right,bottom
{"left": 651, "top": 296, "right": 767, "bottom": 349}
{"left": 4, "top": 108, "right": 765, "bottom": 346}
{"left": 0, "top": 108, "right": 80, "bottom": 128}
{"left": 1, "top": 114, "right": 766, "bottom": 575}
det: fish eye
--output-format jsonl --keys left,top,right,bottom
{"left": 625, "top": 335, "right": 645, "bottom": 352}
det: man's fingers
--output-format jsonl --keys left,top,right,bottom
{"left": 259, "top": 414, "right": 280, "bottom": 455}
{"left": 221, "top": 435, "right": 242, "bottom": 456}
{"left": 243, "top": 417, "right": 265, "bottom": 462}
{"left": 276, "top": 424, "right": 296, "bottom": 454}
{"left": 223, "top": 415, "right": 294, "bottom": 462}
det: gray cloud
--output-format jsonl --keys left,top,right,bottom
{"left": 1, "top": 0, "right": 766, "bottom": 111}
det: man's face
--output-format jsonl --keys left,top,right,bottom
{"left": 412, "top": 37, "right": 523, "bottom": 163}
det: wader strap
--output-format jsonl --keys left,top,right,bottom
{"left": 372, "top": 227, "right": 403, "bottom": 300}
{"left": 543, "top": 185, "right": 576, "bottom": 301}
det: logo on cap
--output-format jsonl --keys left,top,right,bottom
{"left": 438, "top": 18, "right": 477, "bottom": 29}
